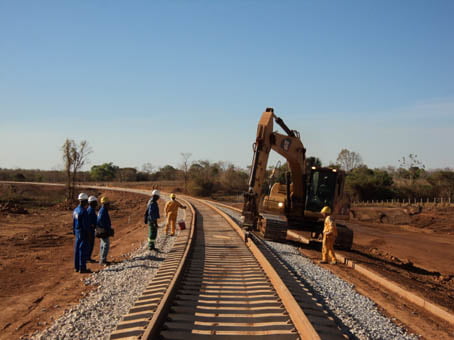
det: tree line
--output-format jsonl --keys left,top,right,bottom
{"left": 1, "top": 140, "right": 453, "bottom": 202}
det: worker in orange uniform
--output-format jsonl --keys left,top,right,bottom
{"left": 320, "top": 206, "right": 338, "bottom": 264}
{"left": 165, "top": 193, "right": 186, "bottom": 236}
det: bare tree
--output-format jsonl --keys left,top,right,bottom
{"left": 180, "top": 152, "right": 192, "bottom": 193}
{"left": 336, "top": 149, "right": 363, "bottom": 172}
{"left": 62, "top": 139, "right": 92, "bottom": 201}
{"left": 398, "top": 153, "right": 425, "bottom": 183}
{"left": 62, "top": 140, "right": 73, "bottom": 200}
{"left": 141, "top": 162, "right": 154, "bottom": 174}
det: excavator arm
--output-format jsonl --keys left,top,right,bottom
{"left": 242, "top": 108, "right": 307, "bottom": 229}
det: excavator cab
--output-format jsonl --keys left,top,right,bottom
{"left": 306, "top": 167, "right": 342, "bottom": 213}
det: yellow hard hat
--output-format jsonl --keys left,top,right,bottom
{"left": 170, "top": 193, "right": 176, "bottom": 199}
{"left": 321, "top": 206, "right": 331, "bottom": 214}
{"left": 100, "top": 196, "right": 109, "bottom": 204}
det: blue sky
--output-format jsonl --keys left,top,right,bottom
{"left": 1, "top": 1, "right": 453, "bottom": 171}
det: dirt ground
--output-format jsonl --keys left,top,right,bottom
{"left": 342, "top": 219, "right": 454, "bottom": 309}
{"left": 0, "top": 184, "right": 164, "bottom": 340}
{"left": 300, "top": 248, "right": 454, "bottom": 340}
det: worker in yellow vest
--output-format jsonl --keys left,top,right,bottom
{"left": 165, "top": 193, "right": 186, "bottom": 236}
{"left": 320, "top": 206, "right": 338, "bottom": 264}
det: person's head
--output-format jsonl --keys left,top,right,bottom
{"left": 100, "top": 196, "right": 110, "bottom": 207}
{"left": 170, "top": 193, "right": 176, "bottom": 200}
{"left": 320, "top": 206, "right": 331, "bottom": 217}
{"left": 88, "top": 196, "right": 98, "bottom": 208}
{"left": 78, "top": 193, "right": 89, "bottom": 208}
{"left": 152, "top": 189, "right": 160, "bottom": 202}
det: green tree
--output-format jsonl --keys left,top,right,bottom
{"left": 188, "top": 161, "right": 221, "bottom": 196}
{"left": 345, "top": 166, "right": 394, "bottom": 201}
{"left": 90, "top": 162, "right": 118, "bottom": 181}
{"left": 220, "top": 164, "right": 248, "bottom": 194}
{"left": 155, "top": 165, "right": 179, "bottom": 180}
{"left": 427, "top": 170, "right": 454, "bottom": 198}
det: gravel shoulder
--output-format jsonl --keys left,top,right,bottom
{"left": 28, "top": 232, "right": 176, "bottom": 340}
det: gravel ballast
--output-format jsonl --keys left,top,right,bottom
{"left": 27, "top": 221, "right": 178, "bottom": 339}
{"left": 217, "top": 205, "right": 419, "bottom": 340}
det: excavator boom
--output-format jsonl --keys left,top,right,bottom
{"left": 242, "top": 108, "right": 307, "bottom": 228}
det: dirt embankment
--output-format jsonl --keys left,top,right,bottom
{"left": 0, "top": 184, "right": 164, "bottom": 340}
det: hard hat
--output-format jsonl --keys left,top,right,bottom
{"left": 321, "top": 206, "right": 332, "bottom": 214}
{"left": 170, "top": 193, "right": 176, "bottom": 199}
{"left": 100, "top": 196, "right": 109, "bottom": 204}
{"left": 78, "top": 193, "right": 88, "bottom": 201}
{"left": 152, "top": 189, "right": 160, "bottom": 196}
{"left": 88, "top": 196, "right": 97, "bottom": 203}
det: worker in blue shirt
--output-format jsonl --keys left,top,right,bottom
{"left": 87, "top": 196, "right": 98, "bottom": 263}
{"left": 144, "top": 189, "right": 160, "bottom": 251}
{"left": 73, "top": 193, "right": 91, "bottom": 273}
{"left": 97, "top": 196, "right": 112, "bottom": 265}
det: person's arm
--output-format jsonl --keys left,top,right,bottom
{"left": 72, "top": 210, "right": 76, "bottom": 235}
{"left": 144, "top": 205, "right": 149, "bottom": 224}
{"left": 97, "top": 209, "right": 105, "bottom": 228}
{"left": 105, "top": 210, "right": 112, "bottom": 229}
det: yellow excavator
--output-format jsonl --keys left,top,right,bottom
{"left": 241, "top": 108, "right": 353, "bottom": 249}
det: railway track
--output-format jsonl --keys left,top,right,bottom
{"left": 110, "top": 198, "right": 347, "bottom": 340}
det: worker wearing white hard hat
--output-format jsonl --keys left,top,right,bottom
{"left": 86, "top": 196, "right": 98, "bottom": 262}
{"left": 144, "top": 189, "right": 160, "bottom": 251}
{"left": 73, "top": 193, "right": 91, "bottom": 273}
{"left": 320, "top": 206, "right": 338, "bottom": 264}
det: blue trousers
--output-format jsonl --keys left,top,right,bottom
{"left": 74, "top": 230, "right": 88, "bottom": 271}
{"left": 87, "top": 229, "right": 95, "bottom": 259}
{"left": 100, "top": 237, "right": 110, "bottom": 262}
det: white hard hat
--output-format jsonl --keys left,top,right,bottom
{"left": 152, "top": 189, "right": 160, "bottom": 196}
{"left": 88, "top": 196, "right": 97, "bottom": 203}
{"left": 78, "top": 193, "right": 88, "bottom": 201}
